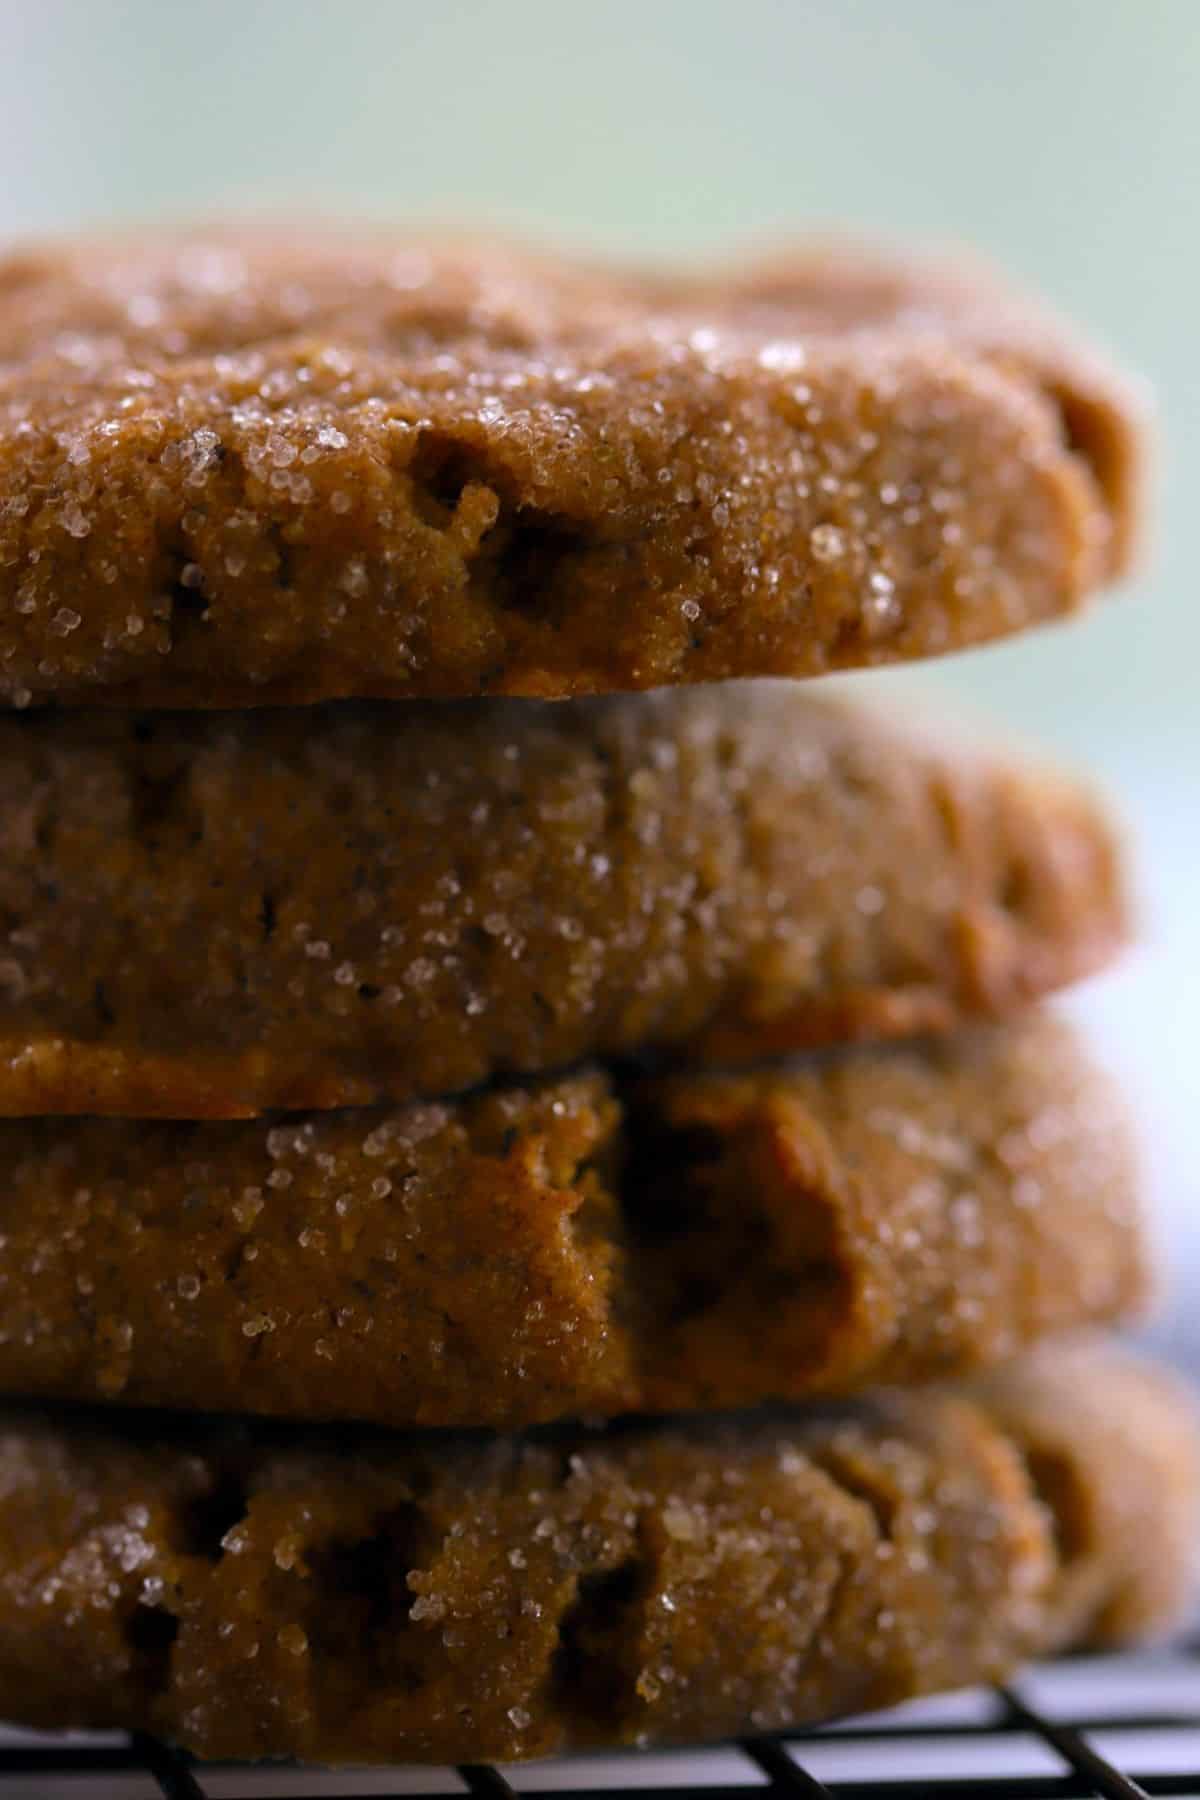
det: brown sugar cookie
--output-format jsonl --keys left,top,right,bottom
{"left": 0, "top": 1018, "right": 1146, "bottom": 1430}
{"left": 0, "top": 1345, "right": 1191, "bottom": 1762}
{"left": 0, "top": 229, "right": 1146, "bottom": 707}
{"left": 0, "top": 687, "right": 1127, "bottom": 1117}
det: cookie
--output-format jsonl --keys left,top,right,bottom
{"left": 0, "top": 1018, "right": 1145, "bottom": 1429}
{"left": 0, "top": 687, "right": 1126, "bottom": 1117}
{"left": 0, "top": 229, "right": 1145, "bottom": 706}
{"left": 0, "top": 1344, "right": 1191, "bottom": 1762}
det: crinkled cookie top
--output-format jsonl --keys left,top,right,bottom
{"left": 0, "top": 228, "right": 1148, "bottom": 705}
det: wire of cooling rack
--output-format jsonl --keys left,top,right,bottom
{"left": 0, "top": 1641, "right": 1196, "bottom": 1799}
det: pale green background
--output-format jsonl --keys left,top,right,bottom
{"left": 3, "top": 0, "right": 1198, "bottom": 1349}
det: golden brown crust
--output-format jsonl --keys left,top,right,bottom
{"left": 0, "top": 687, "right": 1127, "bottom": 1117}
{"left": 0, "top": 1019, "right": 1147, "bottom": 1429}
{"left": 0, "top": 1346, "right": 1191, "bottom": 1762}
{"left": 0, "top": 229, "right": 1146, "bottom": 706}
{"left": 677, "top": 242, "right": 1149, "bottom": 578}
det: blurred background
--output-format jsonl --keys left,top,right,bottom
{"left": 2, "top": 0, "right": 1197, "bottom": 1361}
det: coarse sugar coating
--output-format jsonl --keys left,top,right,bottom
{"left": 0, "top": 686, "right": 1127, "bottom": 1117}
{"left": 0, "top": 1017, "right": 1146, "bottom": 1429}
{"left": 0, "top": 1345, "right": 1192, "bottom": 1762}
{"left": 0, "top": 227, "right": 1147, "bottom": 706}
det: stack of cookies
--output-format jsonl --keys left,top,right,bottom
{"left": 0, "top": 230, "right": 1193, "bottom": 1766}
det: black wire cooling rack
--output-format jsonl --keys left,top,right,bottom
{"left": 1, "top": 1639, "right": 1196, "bottom": 1800}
